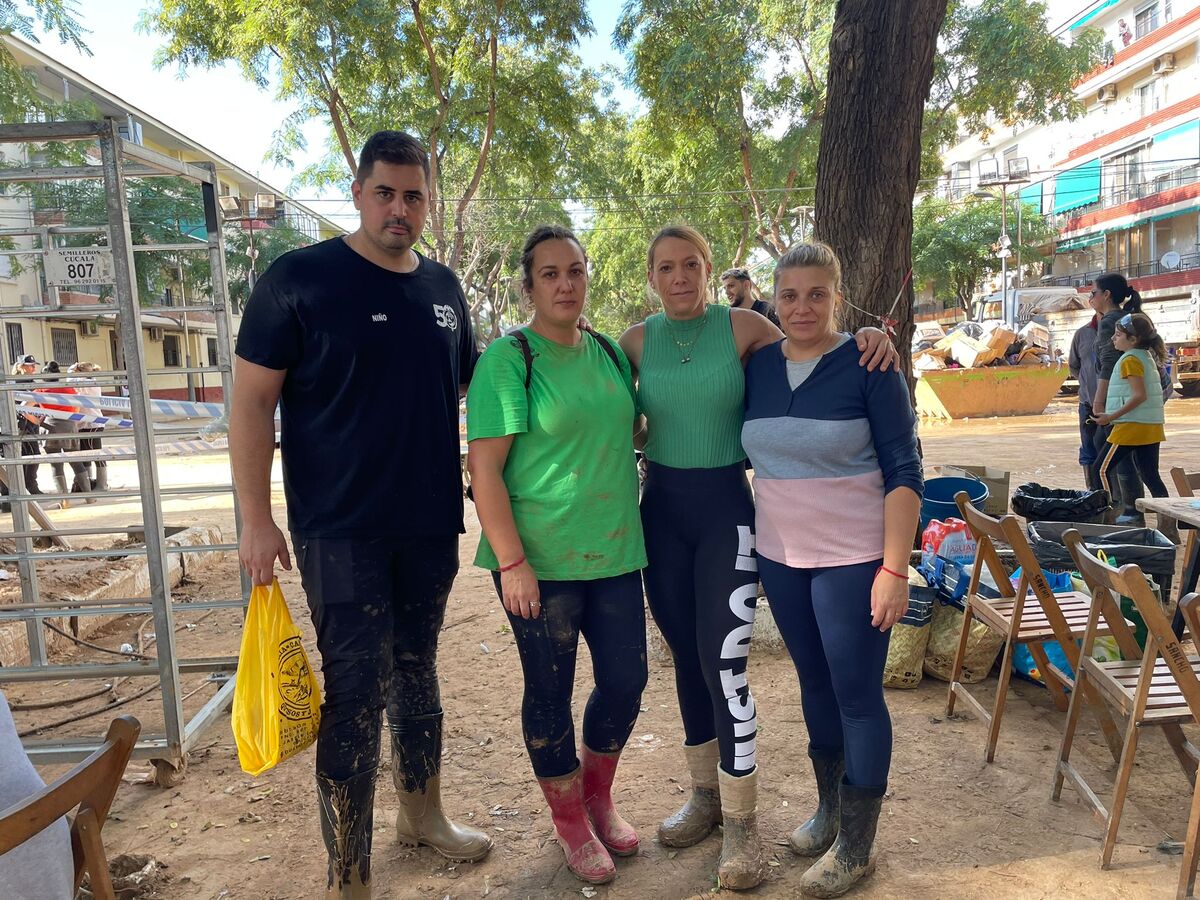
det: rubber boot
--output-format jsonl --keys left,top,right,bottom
{"left": 790, "top": 747, "right": 846, "bottom": 856}
{"left": 94, "top": 464, "right": 108, "bottom": 494}
{"left": 389, "top": 712, "right": 492, "bottom": 862}
{"left": 658, "top": 739, "right": 722, "bottom": 848}
{"left": 581, "top": 745, "right": 639, "bottom": 856}
{"left": 1114, "top": 473, "right": 1145, "bottom": 526}
{"left": 22, "top": 465, "right": 41, "bottom": 495}
{"left": 72, "top": 466, "right": 94, "bottom": 504}
{"left": 800, "top": 781, "right": 885, "bottom": 899}
{"left": 716, "top": 767, "right": 763, "bottom": 891}
{"left": 537, "top": 767, "right": 616, "bottom": 884}
{"left": 53, "top": 471, "right": 69, "bottom": 509}
{"left": 316, "top": 769, "right": 375, "bottom": 899}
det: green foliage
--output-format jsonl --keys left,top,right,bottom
{"left": 912, "top": 194, "right": 1058, "bottom": 311}
{"left": 0, "top": 0, "right": 90, "bottom": 119}
{"left": 222, "top": 220, "right": 315, "bottom": 314}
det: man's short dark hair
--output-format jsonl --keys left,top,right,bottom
{"left": 721, "top": 267, "right": 751, "bottom": 282}
{"left": 357, "top": 131, "right": 431, "bottom": 186}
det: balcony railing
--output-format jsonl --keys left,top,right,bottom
{"left": 1044, "top": 164, "right": 1200, "bottom": 229}
{"left": 1043, "top": 244, "right": 1200, "bottom": 287}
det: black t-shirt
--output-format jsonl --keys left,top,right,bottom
{"left": 235, "top": 237, "right": 476, "bottom": 538}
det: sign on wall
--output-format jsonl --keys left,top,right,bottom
{"left": 43, "top": 247, "right": 115, "bottom": 287}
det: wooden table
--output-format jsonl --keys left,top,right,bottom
{"left": 1137, "top": 496, "right": 1200, "bottom": 637}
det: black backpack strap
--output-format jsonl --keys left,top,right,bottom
{"left": 510, "top": 329, "right": 536, "bottom": 390}
{"left": 582, "top": 326, "right": 622, "bottom": 373}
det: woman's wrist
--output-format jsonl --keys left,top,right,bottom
{"left": 498, "top": 554, "right": 526, "bottom": 574}
{"left": 877, "top": 564, "right": 907, "bottom": 581}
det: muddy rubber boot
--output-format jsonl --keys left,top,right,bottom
{"left": 389, "top": 712, "right": 492, "bottom": 862}
{"left": 658, "top": 739, "right": 722, "bottom": 848}
{"left": 94, "top": 465, "right": 108, "bottom": 494}
{"left": 53, "top": 471, "right": 70, "bottom": 509}
{"left": 72, "top": 467, "right": 95, "bottom": 504}
{"left": 716, "top": 767, "right": 763, "bottom": 891}
{"left": 581, "top": 745, "right": 639, "bottom": 856}
{"left": 800, "top": 781, "right": 885, "bottom": 899}
{"left": 537, "top": 767, "right": 616, "bottom": 884}
{"left": 316, "top": 769, "right": 375, "bottom": 899}
{"left": 790, "top": 747, "right": 845, "bottom": 856}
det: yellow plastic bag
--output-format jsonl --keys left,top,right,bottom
{"left": 232, "top": 579, "right": 321, "bottom": 775}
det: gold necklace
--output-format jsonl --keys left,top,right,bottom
{"left": 665, "top": 311, "right": 708, "bottom": 364}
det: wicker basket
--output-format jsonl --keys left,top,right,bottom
{"left": 923, "top": 601, "right": 1004, "bottom": 684}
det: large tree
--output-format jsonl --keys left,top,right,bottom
{"left": 0, "top": 0, "right": 89, "bottom": 119}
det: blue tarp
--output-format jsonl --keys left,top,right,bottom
{"left": 1053, "top": 159, "right": 1103, "bottom": 214}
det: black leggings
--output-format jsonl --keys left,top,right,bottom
{"left": 641, "top": 461, "right": 760, "bottom": 777}
{"left": 492, "top": 570, "right": 647, "bottom": 778}
{"left": 293, "top": 534, "right": 457, "bottom": 782}
{"left": 1095, "top": 441, "right": 1168, "bottom": 503}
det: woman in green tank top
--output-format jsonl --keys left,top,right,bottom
{"left": 618, "top": 225, "right": 896, "bottom": 891}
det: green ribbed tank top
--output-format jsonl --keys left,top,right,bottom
{"left": 638, "top": 303, "right": 746, "bottom": 468}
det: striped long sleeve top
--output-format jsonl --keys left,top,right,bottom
{"left": 742, "top": 339, "right": 923, "bottom": 569}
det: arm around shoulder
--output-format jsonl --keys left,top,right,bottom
{"left": 619, "top": 323, "right": 646, "bottom": 375}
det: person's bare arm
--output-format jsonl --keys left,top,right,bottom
{"left": 854, "top": 327, "right": 898, "bottom": 372}
{"left": 618, "top": 323, "right": 645, "bottom": 375}
{"left": 467, "top": 435, "right": 540, "bottom": 619}
{"left": 731, "top": 307, "right": 784, "bottom": 360}
{"left": 230, "top": 356, "right": 290, "bottom": 585}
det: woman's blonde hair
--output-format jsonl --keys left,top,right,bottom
{"left": 773, "top": 242, "right": 845, "bottom": 296}
{"left": 647, "top": 224, "right": 713, "bottom": 272}
{"left": 68, "top": 361, "right": 101, "bottom": 373}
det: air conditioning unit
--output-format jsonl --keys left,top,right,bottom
{"left": 147, "top": 326, "right": 164, "bottom": 342}
{"left": 1097, "top": 84, "right": 1118, "bottom": 103}
{"left": 80, "top": 320, "right": 99, "bottom": 337}
{"left": 1154, "top": 53, "right": 1177, "bottom": 74}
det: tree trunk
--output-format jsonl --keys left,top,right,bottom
{"left": 814, "top": 0, "right": 948, "bottom": 386}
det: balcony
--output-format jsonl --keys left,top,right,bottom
{"left": 1135, "top": 14, "right": 1160, "bottom": 41}
{"left": 1043, "top": 244, "right": 1200, "bottom": 287}
{"left": 1044, "top": 164, "right": 1200, "bottom": 229}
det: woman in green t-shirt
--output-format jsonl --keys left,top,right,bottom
{"left": 466, "top": 225, "right": 647, "bottom": 886}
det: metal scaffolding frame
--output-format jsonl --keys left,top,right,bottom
{"left": 0, "top": 118, "right": 246, "bottom": 783}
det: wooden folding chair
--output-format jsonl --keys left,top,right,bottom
{"left": 946, "top": 491, "right": 1139, "bottom": 763}
{"left": 1054, "top": 532, "right": 1200, "bottom": 899}
{"left": 0, "top": 715, "right": 140, "bottom": 900}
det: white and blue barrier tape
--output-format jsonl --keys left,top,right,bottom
{"left": 15, "top": 391, "right": 225, "bottom": 419}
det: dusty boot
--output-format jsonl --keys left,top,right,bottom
{"left": 389, "top": 712, "right": 492, "bottom": 862}
{"left": 537, "top": 767, "right": 616, "bottom": 884}
{"left": 316, "top": 769, "right": 375, "bottom": 899}
{"left": 658, "top": 739, "right": 722, "bottom": 847}
{"left": 716, "top": 767, "right": 763, "bottom": 891}
{"left": 94, "top": 464, "right": 108, "bottom": 494}
{"left": 53, "top": 471, "right": 70, "bottom": 508}
{"left": 1115, "top": 472, "right": 1144, "bottom": 524}
{"left": 800, "top": 781, "right": 885, "bottom": 899}
{"left": 581, "top": 745, "right": 638, "bottom": 856}
{"left": 790, "top": 747, "right": 845, "bottom": 856}
{"left": 71, "top": 467, "right": 94, "bottom": 504}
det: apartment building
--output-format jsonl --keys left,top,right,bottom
{"left": 0, "top": 35, "right": 343, "bottom": 399}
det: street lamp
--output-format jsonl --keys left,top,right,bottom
{"left": 976, "top": 157, "right": 1030, "bottom": 325}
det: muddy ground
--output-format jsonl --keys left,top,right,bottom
{"left": 6, "top": 396, "right": 1200, "bottom": 899}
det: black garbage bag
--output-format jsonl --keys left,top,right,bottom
{"left": 1011, "top": 482, "right": 1111, "bottom": 523}
{"left": 1026, "top": 521, "right": 1177, "bottom": 598}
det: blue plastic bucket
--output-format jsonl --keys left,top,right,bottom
{"left": 921, "top": 476, "right": 989, "bottom": 531}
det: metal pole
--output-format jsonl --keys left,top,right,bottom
{"left": 247, "top": 217, "right": 257, "bottom": 293}
{"left": 0, "top": 385, "right": 45, "bottom": 664}
{"left": 1001, "top": 185, "right": 1010, "bottom": 325}
{"left": 1016, "top": 196, "right": 1023, "bottom": 289}
{"left": 179, "top": 252, "right": 195, "bottom": 403}
{"left": 100, "top": 118, "right": 186, "bottom": 761}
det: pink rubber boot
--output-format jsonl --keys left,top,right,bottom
{"left": 537, "top": 767, "right": 616, "bottom": 884}
{"left": 581, "top": 746, "right": 639, "bottom": 856}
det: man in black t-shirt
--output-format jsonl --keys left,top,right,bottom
{"left": 231, "top": 131, "right": 490, "bottom": 898}
{"left": 720, "top": 266, "right": 780, "bottom": 327}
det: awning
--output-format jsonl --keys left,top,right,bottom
{"left": 1057, "top": 234, "right": 1105, "bottom": 252}
{"left": 1053, "top": 159, "right": 1102, "bottom": 214}
{"left": 1148, "top": 119, "right": 1200, "bottom": 167}
{"left": 1070, "top": 0, "right": 1121, "bottom": 30}
{"left": 1057, "top": 208, "right": 1199, "bottom": 250}
{"left": 1019, "top": 181, "right": 1045, "bottom": 216}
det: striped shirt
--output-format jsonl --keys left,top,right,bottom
{"left": 742, "top": 339, "right": 923, "bottom": 568}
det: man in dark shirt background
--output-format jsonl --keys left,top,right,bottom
{"left": 720, "top": 266, "right": 780, "bottom": 327}
{"left": 231, "top": 131, "right": 490, "bottom": 898}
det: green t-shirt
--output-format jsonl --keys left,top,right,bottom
{"left": 466, "top": 328, "right": 647, "bottom": 581}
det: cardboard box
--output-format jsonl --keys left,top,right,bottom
{"left": 927, "top": 464, "right": 1011, "bottom": 517}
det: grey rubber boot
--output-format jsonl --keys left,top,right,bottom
{"left": 1114, "top": 472, "right": 1145, "bottom": 525}
{"left": 658, "top": 739, "right": 722, "bottom": 848}
{"left": 800, "top": 781, "right": 884, "bottom": 899}
{"left": 716, "top": 767, "right": 763, "bottom": 891}
{"left": 316, "top": 769, "right": 375, "bottom": 899}
{"left": 94, "top": 464, "right": 108, "bottom": 493}
{"left": 53, "top": 471, "right": 70, "bottom": 509}
{"left": 790, "top": 747, "right": 845, "bottom": 856}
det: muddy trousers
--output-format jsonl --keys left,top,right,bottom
{"left": 759, "top": 558, "right": 892, "bottom": 790}
{"left": 492, "top": 570, "right": 647, "bottom": 778}
{"left": 641, "top": 461, "right": 760, "bottom": 777}
{"left": 293, "top": 534, "right": 459, "bottom": 783}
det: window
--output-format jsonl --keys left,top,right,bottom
{"left": 1135, "top": 80, "right": 1161, "bottom": 118}
{"left": 50, "top": 328, "right": 78, "bottom": 366}
{"left": 206, "top": 337, "right": 218, "bottom": 367}
{"left": 1135, "top": 2, "right": 1162, "bottom": 40}
{"left": 163, "top": 334, "right": 182, "bottom": 367}
{"left": 1107, "top": 145, "right": 1147, "bottom": 204}
{"left": 5, "top": 324, "right": 23, "bottom": 364}
{"left": 0, "top": 255, "right": 12, "bottom": 279}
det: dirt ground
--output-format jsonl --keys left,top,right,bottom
{"left": 6, "top": 396, "right": 1200, "bottom": 899}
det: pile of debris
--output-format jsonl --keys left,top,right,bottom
{"left": 912, "top": 320, "right": 1057, "bottom": 374}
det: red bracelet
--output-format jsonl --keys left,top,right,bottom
{"left": 877, "top": 565, "right": 907, "bottom": 581}
{"left": 498, "top": 555, "right": 526, "bottom": 574}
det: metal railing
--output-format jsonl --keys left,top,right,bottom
{"left": 1043, "top": 244, "right": 1200, "bottom": 287}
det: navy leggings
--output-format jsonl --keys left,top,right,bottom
{"left": 492, "top": 570, "right": 647, "bottom": 778}
{"left": 641, "top": 461, "right": 760, "bottom": 777}
{"left": 759, "top": 557, "right": 892, "bottom": 790}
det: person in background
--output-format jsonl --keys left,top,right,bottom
{"left": 38, "top": 361, "right": 90, "bottom": 504}
{"left": 720, "top": 267, "right": 780, "bottom": 327}
{"left": 8, "top": 355, "right": 43, "bottom": 497}
{"left": 742, "top": 242, "right": 921, "bottom": 898}
{"left": 1069, "top": 311, "right": 1100, "bottom": 489}
{"left": 67, "top": 362, "right": 105, "bottom": 496}
{"left": 1118, "top": 18, "right": 1132, "bottom": 46}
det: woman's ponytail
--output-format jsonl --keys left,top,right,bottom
{"left": 1124, "top": 286, "right": 1144, "bottom": 314}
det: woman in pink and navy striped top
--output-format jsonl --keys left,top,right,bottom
{"left": 741, "top": 242, "right": 921, "bottom": 899}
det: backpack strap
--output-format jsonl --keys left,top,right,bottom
{"left": 509, "top": 329, "right": 536, "bottom": 390}
{"left": 582, "top": 326, "right": 623, "bottom": 373}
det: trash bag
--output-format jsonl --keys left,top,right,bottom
{"left": 232, "top": 579, "right": 321, "bottom": 776}
{"left": 1011, "top": 483, "right": 1111, "bottom": 523}
{"left": 1026, "top": 521, "right": 1177, "bottom": 600}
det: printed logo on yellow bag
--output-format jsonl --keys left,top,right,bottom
{"left": 233, "top": 579, "right": 322, "bottom": 776}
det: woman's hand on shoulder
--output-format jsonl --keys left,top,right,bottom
{"left": 732, "top": 307, "right": 783, "bottom": 359}
{"left": 855, "top": 327, "right": 899, "bottom": 372}
{"left": 619, "top": 323, "right": 646, "bottom": 375}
